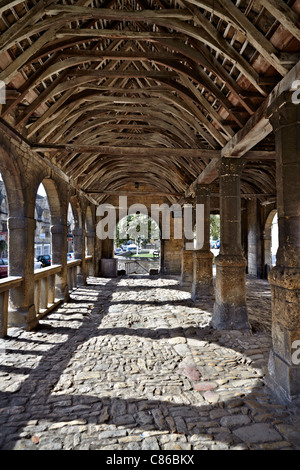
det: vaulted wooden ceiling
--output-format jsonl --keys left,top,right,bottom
{"left": 0, "top": 0, "right": 299, "bottom": 204}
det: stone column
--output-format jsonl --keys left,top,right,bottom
{"left": 263, "top": 231, "right": 272, "bottom": 279}
{"left": 266, "top": 92, "right": 300, "bottom": 404}
{"left": 180, "top": 245, "right": 194, "bottom": 288}
{"left": 51, "top": 222, "right": 69, "bottom": 301}
{"left": 73, "top": 227, "right": 85, "bottom": 285}
{"left": 86, "top": 230, "right": 96, "bottom": 276}
{"left": 161, "top": 212, "right": 182, "bottom": 275}
{"left": 100, "top": 237, "right": 117, "bottom": 278}
{"left": 180, "top": 205, "right": 194, "bottom": 288}
{"left": 212, "top": 158, "right": 250, "bottom": 330}
{"left": 8, "top": 216, "right": 37, "bottom": 329}
{"left": 94, "top": 216, "right": 102, "bottom": 276}
{"left": 247, "top": 198, "right": 263, "bottom": 278}
{"left": 101, "top": 237, "right": 114, "bottom": 259}
{"left": 192, "top": 186, "right": 214, "bottom": 300}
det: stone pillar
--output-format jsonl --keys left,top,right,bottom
{"left": 94, "top": 226, "right": 102, "bottom": 276}
{"left": 192, "top": 185, "right": 214, "bottom": 300}
{"left": 180, "top": 205, "right": 195, "bottom": 288}
{"left": 101, "top": 237, "right": 114, "bottom": 259}
{"left": 212, "top": 158, "right": 250, "bottom": 330}
{"left": 8, "top": 216, "right": 37, "bottom": 329}
{"left": 247, "top": 198, "right": 263, "bottom": 278}
{"left": 86, "top": 230, "right": 96, "bottom": 276}
{"left": 51, "top": 222, "right": 69, "bottom": 301}
{"left": 266, "top": 92, "right": 300, "bottom": 405}
{"left": 161, "top": 213, "right": 182, "bottom": 275}
{"left": 180, "top": 247, "right": 194, "bottom": 288}
{"left": 100, "top": 237, "right": 117, "bottom": 277}
{"left": 73, "top": 227, "right": 83, "bottom": 260}
{"left": 73, "top": 227, "right": 85, "bottom": 285}
{"left": 263, "top": 231, "right": 272, "bottom": 279}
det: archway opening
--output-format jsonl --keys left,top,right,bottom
{"left": 67, "top": 202, "right": 75, "bottom": 260}
{"left": 263, "top": 209, "right": 278, "bottom": 277}
{"left": 210, "top": 213, "right": 220, "bottom": 258}
{"left": 0, "top": 172, "right": 8, "bottom": 277}
{"left": 271, "top": 212, "right": 278, "bottom": 267}
{"left": 114, "top": 214, "right": 161, "bottom": 275}
{"left": 34, "top": 183, "right": 51, "bottom": 269}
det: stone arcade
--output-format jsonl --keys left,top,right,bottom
{"left": 0, "top": 0, "right": 299, "bottom": 450}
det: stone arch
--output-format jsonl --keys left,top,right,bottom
{"left": 34, "top": 182, "right": 51, "bottom": 261}
{"left": 39, "top": 178, "right": 63, "bottom": 226}
{"left": 34, "top": 177, "right": 65, "bottom": 264}
{"left": 0, "top": 144, "right": 25, "bottom": 219}
{"left": 0, "top": 143, "right": 27, "bottom": 281}
{"left": 69, "top": 194, "right": 83, "bottom": 229}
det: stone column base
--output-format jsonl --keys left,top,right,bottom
{"left": 192, "top": 250, "right": 214, "bottom": 301}
{"left": 266, "top": 266, "right": 300, "bottom": 405}
{"left": 180, "top": 248, "right": 194, "bottom": 288}
{"left": 212, "top": 254, "right": 250, "bottom": 330}
{"left": 8, "top": 304, "right": 37, "bottom": 331}
{"left": 100, "top": 258, "right": 118, "bottom": 278}
{"left": 266, "top": 349, "right": 300, "bottom": 406}
{"left": 212, "top": 302, "right": 249, "bottom": 330}
{"left": 55, "top": 282, "right": 70, "bottom": 303}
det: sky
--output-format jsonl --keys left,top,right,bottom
{"left": 37, "top": 183, "right": 46, "bottom": 197}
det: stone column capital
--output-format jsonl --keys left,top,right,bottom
{"left": 50, "top": 223, "right": 68, "bottom": 235}
{"left": 219, "top": 157, "right": 246, "bottom": 177}
{"left": 194, "top": 184, "right": 211, "bottom": 198}
{"left": 86, "top": 230, "right": 96, "bottom": 238}
{"left": 8, "top": 216, "right": 36, "bottom": 231}
{"left": 267, "top": 90, "right": 300, "bottom": 131}
{"left": 73, "top": 227, "right": 83, "bottom": 237}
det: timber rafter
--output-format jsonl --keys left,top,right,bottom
{"left": 0, "top": 0, "right": 298, "bottom": 202}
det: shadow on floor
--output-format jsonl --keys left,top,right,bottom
{"left": 0, "top": 275, "right": 298, "bottom": 450}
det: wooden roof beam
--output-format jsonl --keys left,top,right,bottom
{"left": 31, "top": 144, "right": 275, "bottom": 160}
{"left": 182, "top": 0, "right": 289, "bottom": 76}
{"left": 185, "top": 61, "right": 300, "bottom": 197}
{"left": 222, "top": 61, "right": 300, "bottom": 158}
{"left": 258, "top": 0, "right": 300, "bottom": 43}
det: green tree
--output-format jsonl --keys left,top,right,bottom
{"left": 115, "top": 214, "right": 159, "bottom": 247}
{"left": 0, "top": 240, "right": 7, "bottom": 256}
{"left": 210, "top": 214, "right": 220, "bottom": 240}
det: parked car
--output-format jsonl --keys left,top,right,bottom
{"left": 34, "top": 258, "right": 42, "bottom": 270}
{"left": 211, "top": 240, "right": 220, "bottom": 249}
{"left": 37, "top": 254, "right": 51, "bottom": 267}
{"left": 0, "top": 258, "right": 8, "bottom": 278}
{"left": 126, "top": 244, "right": 137, "bottom": 254}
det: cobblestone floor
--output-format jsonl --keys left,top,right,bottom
{"left": 0, "top": 274, "right": 299, "bottom": 450}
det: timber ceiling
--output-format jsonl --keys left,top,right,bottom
{"left": 0, "top": 0, "right": 299, "bottom": 205}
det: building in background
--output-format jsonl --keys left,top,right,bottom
{"left": 34, "top": 194, "right": 51, "bottom": 258}
{"left": 0, "top": 180, "right": 8, "bottom": 258}
{"left": 67, "top": 203, "right": 75, "bottom": 254}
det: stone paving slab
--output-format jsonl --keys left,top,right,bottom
{"left": 0, "top": 275, "right": 299, "bottom": 450}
